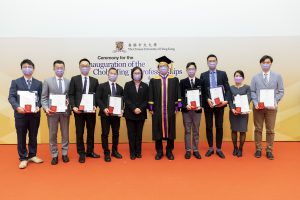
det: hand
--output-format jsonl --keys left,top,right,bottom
{"left": 231, "top": 109, "right": 237, "bottom": 115}
{"left": 216, "top": 101, "right": 228, "bottom": 107}
{"left": 73, "top": 107, "right": 81, "bottom": 114}
{"left": 92, "top": 106, "right": 97, "bottom": 113}
{"left": 65, "top": 99, "right": 69, "bottom": 106}
{"left": 16, "top": 107, "right": 25, "bottom": 114}
{"left": 34, "top": 107, "right": 40, "bottom": 113}
{"left": 196, "top": 106, "right": 201, "bottom": 110}
{"left": 45, "top": 108, "right": 54, "bottom": 115}
{"left": 149, "top": 111, "right": 154, "bottom": 115}
{"left": 207, "top": 99, "right": 214, "bottom": 108}
{"left": 186, "top": 105, "right": 191, "bottom": 110}
{"left": 134, "top": 108, "right": 142, "bottom": 114}
{"left": 104, "top": 108, "right": 110, "bottom": 116}
{"left": 267, "top": 106, "right": 276, "bottom": 110}
{"left": 255, "top": 105, "right": 259, "bottom": 109}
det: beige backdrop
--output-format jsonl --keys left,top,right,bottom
{"left": 0, "top": 37, "right": 299, "bottom": 144}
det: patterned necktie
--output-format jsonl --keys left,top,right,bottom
{"left": 82, "top": 77, "right": 87, "bottom": 94}
{"left": 211, "top": 71, "right": 217, "bottom": 87}
{"left": 111, "top": 83, "right": 116, "bottom": 96}
{"left": 264, "top": 74, "right": 268, "bottom": 84}
{"left": 190, "top": 79, "right": 194, "bottom": 88}
{"left": 58, "top": 78, "right": 63, "bottom": 93}
{"left": 27, "top": 80, "right": 32, "bottom": 90}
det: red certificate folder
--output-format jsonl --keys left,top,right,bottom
{"left": 24, "top": 104, "right": 32, "bottom": 113}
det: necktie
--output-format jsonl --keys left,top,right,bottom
{"left": 211, "top": 71, "right": 217, "bottom": 87}
{"left": 82, "top": 77, "right": 87, "bottom": 94}
{"left": 111, "top": 83, "right": 116, "bottom": 96}
{"left": 58, "top": 78, "right": 63, "bottom": 93}
{"left": 264, "top": 74, "right": 268, "bottom": 84}
{"left": 190, "top": 79, "right": 194, "bottom": 88}
{"left": 27, "top": 80, "right": 32, "bottom": 90}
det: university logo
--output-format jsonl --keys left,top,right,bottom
{"left": 113, "top": 41, "right": 126, "bottom": 53}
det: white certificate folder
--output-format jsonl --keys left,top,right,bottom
{"left": 108, "top": 96, "right": 123, "bottom": 116}
{"left": 49, "top": 94, "right": 67, "bottom": 113}
{"left": 17, "top": 90, "right": 37, "bottom": 112}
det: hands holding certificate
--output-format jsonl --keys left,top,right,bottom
{"left": 232, "top": 94, "right": 250, "bottom": 115}
{"left": 208, "top": 86, "right": 228, "bottom": 108}
{"left": 73, "top": 94, "right": 96, "bottom": 114}
{"left": 186, "top": 89, "right": 201, "bottom": 110}
{"left": 104, "top": 96, "right": 123, "bottom": 117}
{"left": 17, "top": 91, "right": 40, "bottom": 114}
{"left": 256, "top": 89, "right": 276, "bottom": 110}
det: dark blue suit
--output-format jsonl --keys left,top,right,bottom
{"left": 8, "top": 76, "right": 42, "bottom": 161}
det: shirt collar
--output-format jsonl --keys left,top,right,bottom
{"left": 209, "top": 69, "right": 217, "bottom": 74}
{"left": 24, "top": 76, "right": 32, "bottom": 82}
{"left": 109, "top": 80, "right": 116, "bottom": 85}
{"left": 81, "top": 74, "right": 89, "bottom": 79}
{"left": 262, "top": 71, "right": 270, "bottom": 76}
{"left": 56, "top": 76, "right": 64, "bottom": 80}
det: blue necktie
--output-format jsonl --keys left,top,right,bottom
{"left": 211, "top": 71, "right": 217, "bottom": 87}
{"left": 27, "top": 80, "right": 32, "bottom": 90}
{"left": 82, "top": 77, "right": 87, "bottom": 94}
{"left": 111, "top": 83, "right": 116, "bottom": 96}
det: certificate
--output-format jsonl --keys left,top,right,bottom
{"left": 79, "top": 94, "right": 94, "bottom": 112}
{"left": 49, "top": 94, "right": 67, "bottom": 113}
{"left": 17, "top": 91, "right": 36, "bottom": 112}
{"left": 186, "top": 89, "right": 201, "bottom": 109}
{"left": 234, "top": 94, "right": 250, "bottom": 113}
{"left": 108, "top": 96, "right": 123, "bottom": 115}
{"left": 209, "top": 86, "right": 224, "bottom": 106}
{"left": 259, "top": 89, "right": 275, "bottom": 107}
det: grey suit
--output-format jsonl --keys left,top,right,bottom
{"left": 41, "top": 77, "right": 71, "bottom": 158}
{"left": 250, "top": 71, "right": 284, "bottom": 152}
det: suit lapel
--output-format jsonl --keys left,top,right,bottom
{"left": 21, "top": 77, "right": 28, "bottom": 90}
{"left": 106, "top": 82, "right": 111, "bottom": 95}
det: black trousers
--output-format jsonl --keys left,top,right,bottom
{"left": 100, "top": 116, "right": 120, "bottom": 155}
{"left": 125, "top": 119, "right": 145, "bottom": 155}
{"left": 74, "top": 113, "right": 96, "bottom": 155}
{"left": 15, "top": 114, "right": 40, "bottom": 161}
{"left": 204, "top": 107, "right": 225, "bottom": 149}
{"left": 155, "top": 139, "right": 174, "bottom": 153}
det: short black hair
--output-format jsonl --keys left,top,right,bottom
{"left": 186, "top": 62, "right": 197, "bottom": 69}
{"left": 108, "top": 67, "right": 118, "bottom": 74}
{"left": 79, "top": 58, "right": 90, "bottom": 65}
{"left": 53, "top": 60, "right": 65, "bottom": 68}
{"left": 260, "top": 55, "right": 273, "bottom": 63}
{"left": 20, "top": 59, "right": 34, "bottom": 69}
{"left": 234, "top": 70, "right": 245, "bottom": 78}
{"left": 207, "top": 54, "right": 218, "bottom": 61}
{"left": 131, "top": 67, "right": 143, "bottom": 80}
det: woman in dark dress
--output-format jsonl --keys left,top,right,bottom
{"left": 229, "top": 70, "right": 251, "bottom": 157}
{"left": 123, "top": 67, "right": 149, "bottom": 160}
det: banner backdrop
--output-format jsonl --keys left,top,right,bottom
{"left": 1, "top": 37, "right": 299, "bottom": 144}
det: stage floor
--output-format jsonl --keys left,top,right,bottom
{"left": 1, "top": 142, "right": 300, "bottom": 200}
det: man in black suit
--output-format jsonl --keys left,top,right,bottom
{"left": 180, "top": 62, "right": 202, "bottom": 159}
{"left": 68, "top": 58, "right": 100, "bottom": 163}
{"left": 200, "top": 54, "right": 231, "bottom": 159}
{"left": 8, "top": 59, "right": 44, "bottom": 169}
{"left": 95, "top": 67, "right": 124, "bottom": 162}
{"left": 123, "top": 67, "right": 149, "bottom": 160}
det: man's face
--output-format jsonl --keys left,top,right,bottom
{"left": 261, "top": 59, "right": 272, "bottom": 72}
{"left": 21, "top": 63, "right": 34, "bottom": 76}
{"left": 207, "top": 57, "right": 218, "bottom": 70}
{"left": 54, "top": 63, "right": 65, "bottom": 77}
{"left": 79, "top": 61, "right": 90, "bottom": 75}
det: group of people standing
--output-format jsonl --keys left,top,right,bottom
{"left": 8, "top": 54, "right": 284, "bottom": 169}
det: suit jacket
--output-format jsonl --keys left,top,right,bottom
{"left": 8, "top": 76, "right": 42, "bottom": 118}
{"left": 250, "top": 71, "right": 284, "bottom": 107}
{"left": 68, "top": 75, "right": 99, "bottom": 109}
{"left": 179, "top": 77, "right": 202, "bottom": 113}
{"left": 123, "top": 80, "right": 149, "bottom": 120}
{"left": 199, "top": 70, "right": 231, "bottom": 109}
{"left": 41, "top": 76, "right": 71, "bottom": 115}
{"left": 95, "top": 81, "right": 124, "bottom": 117}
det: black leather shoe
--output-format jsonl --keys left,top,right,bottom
{"left": 155, "top": 152, "right": 163, "bottom": 160}
{"left": 266, "top": 152, "right": 274, "bottom": 160}
{"left": 86, "top": 152, "right": 100, "bottom": 158}
{"left": 51, "top": 157, "right": 58, "bottom": 165}
{"left": 104, "top": 154, "right": 111, "bottom": 162}
{"left": 130, "top": 154, "right": 136, "bottom": 160}
{"left": 111, "top": 151, "right": 122, "bottom": 159}
{"left": 216, "top": 150, "right": 225, "bottom": 159}
{"left": 205, "top": 149, "right": 214, "bottom": 157}
{"left": 166, "top": 151, "right": 174, "bottom": 160}
{"left": 79, "top": 154, "right": 85, "bottom": 163}
{"left": 62, "top": 155, "right": 69, "bottom": 163}
{"left": 255, "top": 150, "right": 261, "bottom": 158}
{"left": 233, "top": 147, "right": 239, "bottom": 156}
{"left": 185, "top": 151, "right": 191, "bottom": 159}
{"left": 237, "top": 149, "right": 243, "bottom": 157}
{"left": 136, "top": 154, "right": 142, "bottom": 158}
{"left": 193, "top": 151, "right": 202, "bottom": 159}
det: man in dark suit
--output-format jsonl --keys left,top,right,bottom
{"left": 180, "top": 62, "right": 202, "bottom": 159}
{"left": 200, "top": 54, "right": 231, "bottom": 159}
{"left": 8, "top": 59, "right": 44, "bottom": 169}
{"left": 123, "top": 67, "right": 149, "bottom": 160}
{"left": 68, "top": 58, "right": 100, "bottom": 163}
{"left": 95, "top": 67, "right": 124, "bottom": 162}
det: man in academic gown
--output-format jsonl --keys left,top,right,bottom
{"left": 148, "top": 56, "right": 181, "bottom": 160}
